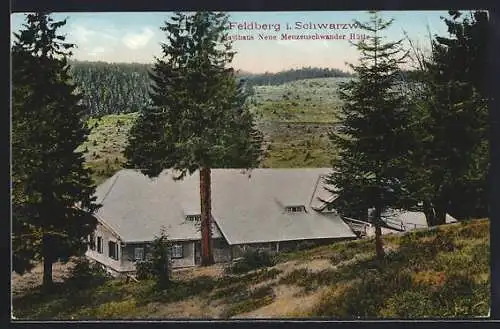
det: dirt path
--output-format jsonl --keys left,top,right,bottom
{"left": 235, "top": 284, "right": 330, "bottom": 318}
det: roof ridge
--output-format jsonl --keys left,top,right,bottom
{"left": 100, "top": 172, "right": 121, "bottom": 204}
{"left": 308, "top": 174, "right": 324, "bottom": 209}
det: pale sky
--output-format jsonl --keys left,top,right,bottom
{"left": 10, "top": 11, "right": 452, "bottom": 73}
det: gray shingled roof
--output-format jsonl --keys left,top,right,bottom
{"left": 94, "top": 168, "right": 356, "bottom": 244}
{"left": 382, "top": 209, "right": 457, "bottom": 231}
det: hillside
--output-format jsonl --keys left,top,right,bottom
{"left": 78, "top": 77, "right": 350, "bottom": 184}
{"left": 68, "top": 60, "right": 352, "bottom": 118}
{"left": 69, "top": 61, "right": 151, "bottom": 116}
{"left": 12, "top": 219, "right": 490, "bottom": 319}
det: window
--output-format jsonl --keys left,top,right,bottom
{"left": 185, "top": 215, "right": 201, "bottom": 222}
{"left": 97, "top": 236, "right": 103, "bottom": 253}
{"left": 286, "top": 206, "right": 305, "bottom": 213}
{"left": 171, "top": 244, "right": 183, "bottom": 259}
{"left": 134, "top": 247, "right": 144, "bottom": 261}
{"left": 108, "top": 241, "right": 119, "bottom": 260}
{"left": 89, "top": 233, "right": 96, "bottom": 251}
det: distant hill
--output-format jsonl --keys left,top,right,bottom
{"left": 242, "top": 67, "right": 354, "bottom": 87}
{"left": 68, "top": 60, "right": 354, "bottom": 117}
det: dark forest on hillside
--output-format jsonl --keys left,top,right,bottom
{"left": 68, "top": 61, "right": 353, "bottom": 117}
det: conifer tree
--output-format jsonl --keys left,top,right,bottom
{"left": 325, "top": 12, "right": 410, "bottom": 260}
{"left": 404, "top": 10, "right": 490, "bottom": 225}
{"left": 12, "top": 13, "right": 99, "bottom": 289}
{"left": 124, "top": 12, "right": 263, "bottom": 266}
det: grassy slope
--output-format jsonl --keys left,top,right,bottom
{"left": 252, "top": 77, "right": 347, "bottom": 168}
{"left": 79, "top": 77, "right": 348, "bottom": 184}
{"left": 77, "top": 113, "right": 138, "bottom": 185}
{"left": 12, "top": 219, "right": 490, "bottom": 319}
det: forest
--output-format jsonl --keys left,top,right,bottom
{"left": 242, "top": 67, "right": 354, "bottom": 87}
{"left": 68, "top": 61, "right": 354, "bottom": 117}
{"left": 68, "top": 61, "right": 151, "bottom": 116}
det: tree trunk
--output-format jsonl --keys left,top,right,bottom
{"left": 423, "top": 201, "right": 436, "bottom": 227}
{"left": 374, "top": 207, "right": 385, "bottom": 260}
{"left": 199, "top": 167, "right": 214, "bottom": 266}
{"left": 434, "top": 206, "right": 447, "bottom": 226}
{"left": 42, "top": 234, "right": 54, "bottom": 291}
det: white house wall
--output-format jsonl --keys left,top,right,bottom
{"left": 86, "top": 223, "right": 353, "bottom": 274}
{"left": 213, "top": 239, "right": 232, "bottom": 263}
{"left": 119, "top": 241, "right": 196, "bottom": 272}
{"left": 172, "top": 241, "right": 196, "bottom": 268}
{"left": 85, "top": 222, "right": 122, "bottom": 273}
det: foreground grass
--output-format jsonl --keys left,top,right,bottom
{"left": 282, "top": 219, "right": 490, "bottom": 318}
{"left": 13, "top": 219, "right": 489, "bottom": 319}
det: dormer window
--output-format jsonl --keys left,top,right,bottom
{"left": 185, "top": 215, "right": 201, "bottom": 222}
{"left": 285, "top": 206, "right": 306, "bottom": 213}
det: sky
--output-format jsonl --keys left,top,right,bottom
{"left": 10, "top": 11, "right": 453, "bottom": 73}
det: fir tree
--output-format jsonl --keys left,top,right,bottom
{"left": 406, "top": 10, "right": 490, "bottom": 225}
{"left": 325, "top": 12, "right": 410, "bottom": 260}
{"left": 11, "top": 13, "right": 99, "bottom": 290}
{"left": 124, "top": 12, "right": 263, "bottom": 266}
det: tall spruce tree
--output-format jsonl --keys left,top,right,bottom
{"left": 406, "top": 11, "right": 490, "bottom": 225}
{"left": 325, "top": 12, "right": 411, "bottom": 260}
{"left": 12, "top": 13, "right": 99, "bottom": 289}
{"left": 124, "top": 12, "right": 263, "bottom": 266}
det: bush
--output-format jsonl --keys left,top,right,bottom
{"left": 135, "top": 261, "right": 154, "bottom": 280}
{"left": 279, "top": 268, "right": 310, "bottom": 285}
{"left": 380, "top": 290, "right": 436, "bottom": 318}
{"left": 147, "top": 228, "right": 173, "bottom": 288}
{"left": 226, "top": 249, "right": 276, "bottom": 274}
{"left": 67, "top": 257, "right": 111, "bottom": 289}
{"left": 221, "top": 285, "right": 275, "bottom": 318}
{"left": 295, "top": 240, "right": 317, "bottom": 251}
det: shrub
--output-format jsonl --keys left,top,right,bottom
{"left": 66, "top": 257, "right": 110, "bottom": 289}
{"left": 226, "top": 249, "right": 276, "bottom": 274}
{"left": 380, "top": 290, "right": 436, "bottom": 318}
{"left": 295, "top": 240, "right": 317, "bottom": 251}
{"left": 279, "top": 268, "right": 310, "bottom": 285}
{"left": 135, "top": 228, "right": 173, "bottom": 288}
{"left": 95, "top": 299, "right": 136, "bottom": 318}
{"left": 221, "top": 285, "right": 275, "bottom": 318}
{"left": 135, "top": 261, "right": 154, "bottom": 280}
{"left": 149, "top": 275, "right": 218, "bottom": 304}
{"left": 212, "top": 282, "right": 249, "bottom": 301}
{"left": 456, "top": 220, "right": 489, "bottom": 239}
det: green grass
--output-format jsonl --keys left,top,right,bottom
{"left": 251, "top": 77, "right": 348, "bottom": 124}
{"left": 221, "top": 285, "right": 276, "bottom": 318}
{"left": 310, "top": 220, "right": 490, "bottom": 319}
{"left": 77, "top": 112, "right": 138, "bottom": 185}
{"left": 12, "top": 219, "right": 489, "bottom": 319}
